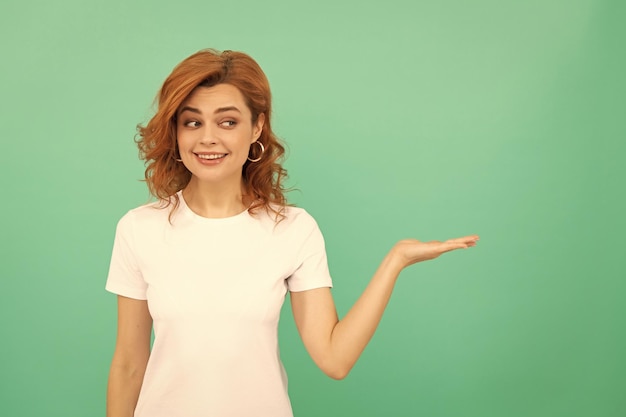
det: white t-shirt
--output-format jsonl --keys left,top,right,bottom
{"left": 106, "top": 193, "right": 332, "bottom": 417}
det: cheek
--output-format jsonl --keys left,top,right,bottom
{"left": 176, "top": 132, "right": 192, "bottom": 149}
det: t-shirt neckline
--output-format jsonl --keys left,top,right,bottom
{"left": 177, "top": 190, "right": 251, "bottom": 224}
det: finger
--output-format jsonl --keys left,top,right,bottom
{"left": 446, "top": 235, "right": 479, "bottom": 244}
{"left": 451, "top": 235, "right": 479, "bottom": 242}
{"left": 437, "top": 241, "right": 471, "bottom": 253}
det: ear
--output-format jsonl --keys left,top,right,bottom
{"left": 252, "top": 113, "right": 265, "bottom": 142}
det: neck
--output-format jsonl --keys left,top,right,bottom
{"left": 182, "top": 177, "right": 250, "bottom": 218}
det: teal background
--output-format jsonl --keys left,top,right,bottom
{"left": 1, "top": 0, "right": 624, "bottom": 416}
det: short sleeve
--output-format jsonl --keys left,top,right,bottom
{"left": 105, "top": 212, "right": 147, "bottom": 300}
{"left": 287, "top": 213, "right": 333, "bottom": 292}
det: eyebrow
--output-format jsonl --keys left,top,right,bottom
{"left": 178, "top": 105, "right": 242, "bottom": 115}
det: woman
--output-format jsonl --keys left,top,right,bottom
{"left": 106, "top": 49, "right": 478, "bottom": 417}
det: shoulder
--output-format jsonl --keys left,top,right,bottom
{"left": 282, "top": 205, "right": 315, "bottom": 223}
{"left": 262, "top": 204, "right": 315, "bottom": 225}
{"left": 259, "top": 205, "right": 323, "bottom": 237}
{"left": 116, "top": 200, "right": 171, "bottom": 229}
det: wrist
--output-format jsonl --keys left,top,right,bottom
{"left": 383, "top": 246, "right": 407, "bottom": 275}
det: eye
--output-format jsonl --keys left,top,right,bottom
{"left": 184, "top": 120, "right": 201, "bottom": 128}
{"left": 219, "top": 120, "right": 237, "bottom": 128}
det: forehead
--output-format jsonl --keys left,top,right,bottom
{"left": 179, "top": 83, "right": 250, "bottom": 114}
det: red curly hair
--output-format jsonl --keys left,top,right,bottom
{"left": 136, "top": 49, "right": 288, "bottom": 219}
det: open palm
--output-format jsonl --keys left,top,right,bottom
{"left": 393, "top": 235, "right": 479, "bottom": 268}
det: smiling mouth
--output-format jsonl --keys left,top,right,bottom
{"left": 195, "top": 153, "right": 227, "bottom": 160}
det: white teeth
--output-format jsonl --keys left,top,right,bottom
{"left": 197, "top": 153, "right": 226, "bottom": 160}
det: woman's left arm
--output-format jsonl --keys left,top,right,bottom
{"left": 290, "top": 235, "right": 479, "bottom": 380}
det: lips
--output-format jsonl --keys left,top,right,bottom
{"left": 195, "top": 153, "right": 226, "bottom": 160}
{"left": 192, "top": 152, "right": 228, "bottom": 166}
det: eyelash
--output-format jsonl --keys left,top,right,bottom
{"left": 182, "top": 120, "right": 237, "bottom": 128}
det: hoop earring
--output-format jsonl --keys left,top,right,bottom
{"left": 247, "top": 141, "right": 265, "bottom": 162}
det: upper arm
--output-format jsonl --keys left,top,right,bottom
{"left": 112, "top": 295, "right": 152, "bottom": 365}
{"left": 290, "top": 287, "right": 339, "bottom": 372}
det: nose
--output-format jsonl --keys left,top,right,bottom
{"left": 199, "top": 125, "right": 219, "bottom": 145}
